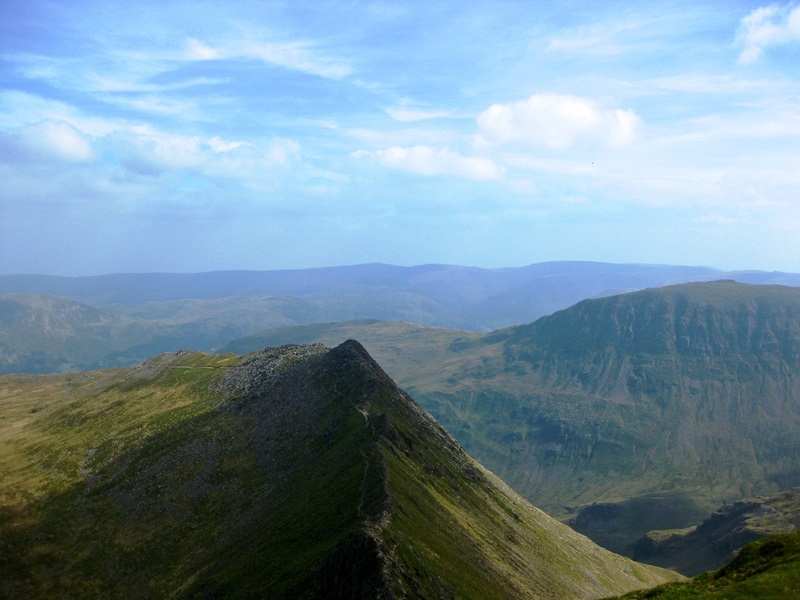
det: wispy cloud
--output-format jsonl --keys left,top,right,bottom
{"left": 738, "top": 3, "right": 800, "bottom": 64}
{"left": 107, "top": 126, "right": 297, "bottom": 179}
{"left": 546, "top": 18, "right": 656, "bottom": 56}
{"left": 356, "top": 145, "right": 503, "bottom": 180}
{"left": 385, "top": 105, "right": 454, "bottom": 122}
{"left": 184, "top": 37, "right": 352, "bottom": 79}
{"left": 8, "top": 33, "right": 349, "bottom": 105}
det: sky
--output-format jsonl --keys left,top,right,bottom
{"left": 1, "top": 0, "right": 799, "bottom": 275}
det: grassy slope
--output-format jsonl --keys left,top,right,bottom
{"left": 315, "top": 341, "right": 681, "bottom": 598}
{"left": 0, "top": 347, "right": 374, "bottom": 597}
{"left": 0, "top": 342, "right": 680, "bottom": 598}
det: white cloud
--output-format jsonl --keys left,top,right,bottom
{"left": 476, "top": 93, "right": 641, "bottom": 150}
{"left": 357, "top": 145, "right": 503, "bottom": 180}
{"left": 0, "top": 121, "right": 94, "bottom": 163}
{"left": 111, "top": 127, "right": 207, "bottom": 174}
{"left": 207, "top": 137, "right": 250, "bottom": 153}
{"left": 738, "top": 3, "right": 800, "bottom": 64}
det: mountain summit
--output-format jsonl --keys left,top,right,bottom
{"left": 0, "top": 341, "right": 677, "bottom": 598}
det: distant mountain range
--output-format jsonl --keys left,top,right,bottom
{"left": 3, "top": 261, "right": 800, "bottom": 331}
{"left": 3, "top": 261, "right": 799, "bottom": 375}
{"left": 0, "top": 341, "right": 678, "bottom": 598}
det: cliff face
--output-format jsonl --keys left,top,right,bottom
{"left": 0, "top": 341, "right": 678, "bottom": 599}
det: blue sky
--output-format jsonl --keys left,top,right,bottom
{"left": 1, "top": 0, "right": 799, "bottom": 275}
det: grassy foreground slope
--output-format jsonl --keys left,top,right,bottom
{"left": 0, "top": 342, "right": 678, "bottom": 598}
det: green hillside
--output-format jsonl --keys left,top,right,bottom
{"left": 0, "top": 342, "right": 678, "bottom": 598}
{"left": 0, "top": 294, "right": 290, "bottom": 374}
{"left": 0, "top": 294, "right": 169, "bottom": 374}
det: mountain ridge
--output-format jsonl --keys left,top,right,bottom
{"left": 0, "top": 341, "right": 678, "bottom": 598}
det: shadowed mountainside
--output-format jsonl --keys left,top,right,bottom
{"left": 633, "top": 488, "right": 800, "bottom": 576}
{"left": 0, "top": 342, "right": 678, "bottom": 598}
{"left": 611, "top": 531, "right": 800, "bottom": 599}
